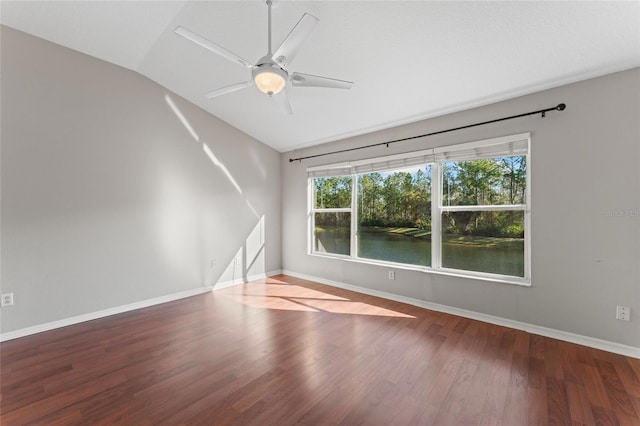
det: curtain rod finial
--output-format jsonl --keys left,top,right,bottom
{"left": 557, "top": 103, "right": 566, "bottom": 111}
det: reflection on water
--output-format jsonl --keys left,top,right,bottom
{"left": 359, "top": 232, "right": 431, "bottom": 267}
{"left": 315, "top": 228, "right": 524, "bottom": 277}
{"left": 441, "top": 238, "right": 524, "bottom": 277}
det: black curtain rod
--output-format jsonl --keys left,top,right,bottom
{"left": 289, "top": 103, "right": 566, "bottom": 163}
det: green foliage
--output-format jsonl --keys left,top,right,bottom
{"left": 357, "top": 167, "right": 432, "bottom": 229}
{"left": 415, "top": 219, "right": 431, "bottom": 231}
{"left": 314, "top": 176, "right": 352, "bottom": 209}
{"left": 441, "top": 156, "right": 526, "bottom": 237}
{"left": 443, "top": 156, "right": 526, "bottom": 206}
{"left": 314, "top": 156, "right": 526, "bottom": 239}
{"left": 503, "top": 224, "right": 525, "bottom": 238}
{"left": 448, "top": 159, "right": 503, "bottom": 205}
{"left": 444, "top": 225, "right": 460, "bottom": 235}
{"left": 315, "top": 212, "right": 351, "bottom": 230}
{"left": 442, "top": 211, "right": 524, "bottom": 238}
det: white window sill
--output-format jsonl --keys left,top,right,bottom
{"left": 308, "top": 252, "right": 531, "bottom": 287}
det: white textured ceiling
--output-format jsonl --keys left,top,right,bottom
{"left": 2, "top": 1, "right": 639, "bottom": 152}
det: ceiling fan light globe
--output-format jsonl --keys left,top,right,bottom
{"left": 254, "top": 68, "right": 287, "bottom": 96}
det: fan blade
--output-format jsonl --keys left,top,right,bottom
{"left": 204, "top": 81, "right": 253, "bottom": 99}
{"left": 175, "top": 26, "right": 255, "bottom": 69}
{"left": 290, "top": 73, "right": 353, "bottom": 89}
{"left": 271, "top": 13, "right": 318, "bottom": 68}
{"left": 273, "top": 88, "right": 293, "bottom": 115}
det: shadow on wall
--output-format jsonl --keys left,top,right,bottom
{"left": 163, "top": 94, "right": 267, "bottom": 287}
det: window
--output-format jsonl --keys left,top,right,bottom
{"left": 357, "top": 166, "right": 432, "bottom": 267}
{"left": 308, "top": 133, "right": 530, "bottom": 284}
{"left": 440, "top": 157, "right": 527, "bottom": 277}
{"left": 311, "top": 176, "right": 352, "bottom": 256}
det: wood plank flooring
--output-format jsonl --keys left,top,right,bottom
{"left": 1, "top": 274, "right": 639, "bottom": 425}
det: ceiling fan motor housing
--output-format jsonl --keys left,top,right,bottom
{"left": 253, "top": 57, "right": 288, "bottom": 96}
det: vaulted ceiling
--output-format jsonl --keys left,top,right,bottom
{"left": 2, "top": 1, "right": 639, "bottom": 152}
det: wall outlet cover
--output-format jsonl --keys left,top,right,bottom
{"left": 1, "top": 293, "right": 14, "bottom": 307}
{"left": 616, "top": 305, "right": 631, "bottom": 321}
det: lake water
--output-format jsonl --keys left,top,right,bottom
{"left": 315, "top": 229, "right": 524, "bottom": 277}
{"left": 359, "top": 232, "right": 431, "bottom": 267}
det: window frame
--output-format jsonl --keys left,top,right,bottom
{"left": 308, "top": 177, "right": 354, "bottom": 258}
{"left": 354, "top": 166, "right": 433, "bottom": 268}
{"left": 307, "top": 133, "right": 531, "bottom": 286}
{"left": 434, "top": 163, "right": 530, "bottom": 282}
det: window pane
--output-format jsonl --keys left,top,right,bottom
{"left": 442, "top": 156, "right": 526, "bottom": 206}
{"left": 314, "top": 212, "right": 351, "bottom": 255}
{"left": 314, "top": 176, "right": 352, "bottom": 209}
{"left": 357, "top": 166, "right": 431, "bottom": 267}
{"left": 442, "top": 211, "right": 524, "bottom": 277}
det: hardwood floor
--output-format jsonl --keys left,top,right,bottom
{"left": 1, "top": 274, "right": 639, "bottom": 425}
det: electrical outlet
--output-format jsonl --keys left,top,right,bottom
{"left": 388, "top": 271, "right": 395, "bottom": 280}
{"left": 616, "top": 306, "right": 631, "bottom": 321}
{"left": 1, "top": 293, "right": 14, "bottom": 307}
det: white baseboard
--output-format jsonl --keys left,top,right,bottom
{"left": 1, "top": 270, "right": 285, "bottom": 342}
{"left": 211, "top": 270, "right": 283, "bottom": 291}
{"left": 0, "top": 270, "right": 284, "bottom": 343}
{"left": 282, "top": 270, "right": 640, "bottom": 359}
{"left": 6, "top": 269, "right": 635, "bottom": 359}
{"left": 0, "top": 286, "right": 213, "bottom": 342}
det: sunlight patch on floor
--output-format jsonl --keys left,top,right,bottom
{"left": 220, "top": 283, "right": 415, "bottom": 318}
{"left": 224, "top": 294, "right": 319, "bottom": 312}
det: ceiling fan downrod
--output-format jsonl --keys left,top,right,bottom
{"left": 266, "top": 0, "right": 273, "bottom": 55}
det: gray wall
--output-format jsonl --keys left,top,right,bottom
{"left": 1, "top": 26, "right": 281, "bottom": 333}
{"left": 2, "top": 23, "right": 638, "bottom": 349}
{"left": 282, "top": 68, "right": 640, "bottom": 347}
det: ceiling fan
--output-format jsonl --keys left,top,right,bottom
{"left": 174, "top": 0, "right": 353, "bottom": 115}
